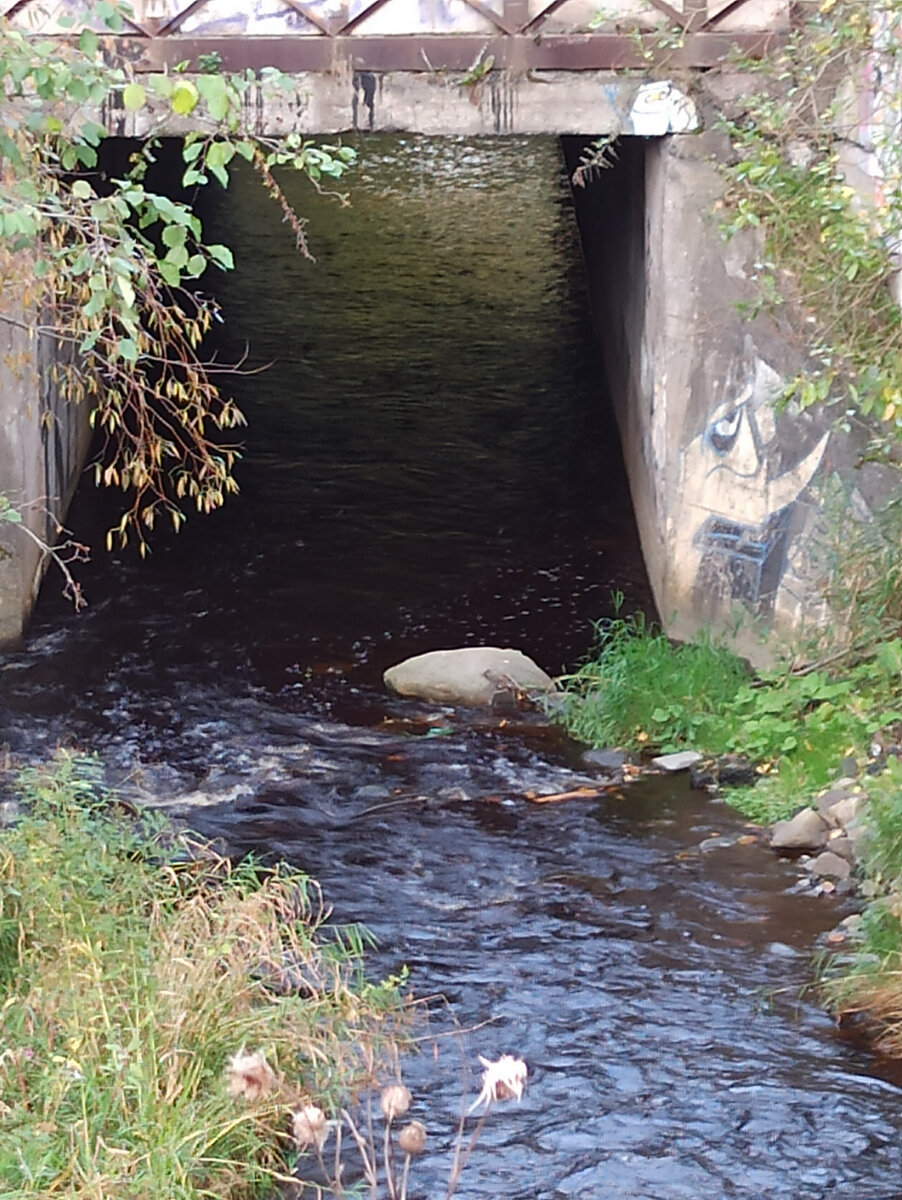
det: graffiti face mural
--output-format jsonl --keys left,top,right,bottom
{"left": 679, "top": 362, "right": 829, "bottom": 619}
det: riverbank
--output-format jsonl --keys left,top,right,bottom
{"left": 0, "top": 753, "right": 410, "bottom": 1199}
{"left": 556, "top": 613, "right": 902, "bottom": 1060}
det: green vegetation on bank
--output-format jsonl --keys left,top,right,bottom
{"left": 556, "top": 609, "right": 902, "bottom": 1054}
{"left": 0, "top": 754, "right": 406, "bottom": 1199}
{"left": 718, "top": 0, "right": 902, "bottom": 462}
{"left": 708, "top": 0, "right": 902, "bottom": 1051}
{"left": 557, "top": 609, "right": 902, "bottom": 824}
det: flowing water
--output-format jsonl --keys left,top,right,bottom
{"left": 2, "top": 137, "right": 902, "bottom": 1198}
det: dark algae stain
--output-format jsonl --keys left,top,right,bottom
{"left": 353, "top": 71, "right": 377, "bottom": 131}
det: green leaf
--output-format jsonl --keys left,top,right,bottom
{"left": 205, "top": 141, "right": 235, "bottom": 169}
{"left": 161, "top": 224, "right": 187, "bottom": 249}
{"left": 79, "top": 121, "right": 106, "bottom": 147}
{"left": 117, "top": 338, "right": 138, "bottom": 364}
{"left": 76, "top": 144, "right": 98, "bottom": 168}
{"left": 0, "top": 134, "right": 23, "bottom": 168}
{"left": 96, "top": 0, "right": 122, "bottom": 31}
{"left": 71, "top": 179, "right": 93, "bottom": 200}
{"left": 82, "top": 292, "right": 106, "bottom": 318}
{"left": 123, "top": 82, "right": 147, "bottom": 112}
{"left": 171, "top": 81, "right": 198, "bottom": 116}
{"left": 164, "top": 243, "right": 189, "bottom": 270}
{"left": 78, "top": 29, "right": 100, "bottom": 57}
{"left": 196, "top": 74, "right": 231, "bottom": 122}
{"left": 207, "top": 244, "right": 234, "bottom": 270}
{"left": 208, "top": 163, "right": 229, "bottom": 189}
{"left": 148, "top": 74, "right": 174, "bottom": 99}
{"left": 115, "top": 275, "right": 136, "bottom": 309}
{"left": 158, "top": 260, "right": 181, "bottom": 288}
{"left": 186, "top": 254, "right": 206, "bottom": 277}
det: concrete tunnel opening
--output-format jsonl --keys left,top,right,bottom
{"left": 6, "top": 133, "right": 664, "bottom": 663}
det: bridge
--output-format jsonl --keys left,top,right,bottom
{"left": 5, "top": 1, "right": 785, "bottom": 71}
{"left": 0, "top": 1, "right": 888, "bottom": 659}
{"left": 3, "top": 0, "right": 786, "bottom": 135}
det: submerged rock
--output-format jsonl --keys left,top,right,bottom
{"left": 582, "top": 747, "right": 632, "bottom": 771}
{"left": 383, "top": 647, "right": 557, "bottom": 708}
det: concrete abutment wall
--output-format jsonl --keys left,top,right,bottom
{"left": 568, "top": 129, "right": 893, "bottom": 662}
{"left": 0, "top": 307, "right": 92, "bottom": 646}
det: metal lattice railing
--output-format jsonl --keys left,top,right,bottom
{"left": 1, "top": 0, "right": 788, "bottom": 71}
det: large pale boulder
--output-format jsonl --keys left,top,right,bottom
{"left": 770, "top": 807, "right": 829, "bottom": 853}
{"left": 383, "top": 647, "right": 557, "bottom": 708}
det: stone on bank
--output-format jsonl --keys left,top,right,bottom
{"left": 383, "top": 646, "right": 557, "bottom": 708}
{"left": 770, "top": 807, "right": 830, "bottom": 853}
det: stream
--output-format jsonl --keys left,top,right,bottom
{"left": 1, "top": 136, "right": 901, "bottom": 1198}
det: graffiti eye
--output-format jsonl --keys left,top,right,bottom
{"left": 707, "top": 408, "right": 743, "bottom": 455}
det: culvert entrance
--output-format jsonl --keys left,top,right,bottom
{"left": 4, "top": 133, "right": 653, "bottom": 736}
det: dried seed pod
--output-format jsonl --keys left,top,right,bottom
{"left": 225, "top": 1049, "right": 278, "bottom": 1102}
{"left": 399, "top": 1120, "right": 427, "bottom": 1156}
{"left": 380, "top": 1083, "right": 412, "bottom": 1121}
{"left": 292, "top": 1104, "right": 329, "bottom": 1152}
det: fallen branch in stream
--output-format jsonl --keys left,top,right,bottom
{"left": 354, "top": 782, "right": 624, "bottom": 819}
{"left": 522, "top": 784, "right": 622, "bottom": 805}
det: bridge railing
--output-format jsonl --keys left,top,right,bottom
{"left": 2, "top": 0, "right": 788, "bottom": 71}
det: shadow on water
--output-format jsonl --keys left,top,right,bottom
{"left": 2, "top": 136, "right": 902, "bottom": 1196}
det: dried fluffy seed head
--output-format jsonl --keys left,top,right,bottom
{"left": 468, "top": 1055, "right": 528, "bottom": 1113}
{"left": 380, "top": 1083, "right": 412, "bottom": 1121}
{"left": 292, "top": 1104, "right": 329, "bottom": 1152}
{"left": 398, "top": 1120, "right": 427, "bottom": 1156}
{"left": 226, "top": 1049, "right": 278, "bottom": 1102}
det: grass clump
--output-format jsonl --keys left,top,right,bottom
{"left": 557, "top": 610, "right": 751, "bottom": 753}
{"left": 0, "top": 752, "right": 406, "bottom": 1199}
{"left": 820, "top": 758, "right": 902, "bottom": 1057}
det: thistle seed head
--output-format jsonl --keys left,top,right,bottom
{"left": 292, "top": 1104, "right": 329, "bottom": 1152}
{"left": 225, "top": 1049, "right": 278, "bottom": 1102}
{"left": 380, "top": 1083, "right": 412, "bottom": 1121}
{"left": 468, "top": 1054, "right": 528, "bottom": 1113}
{"left": 398, "top": 1120, "right": 427, "bottom": 1156}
